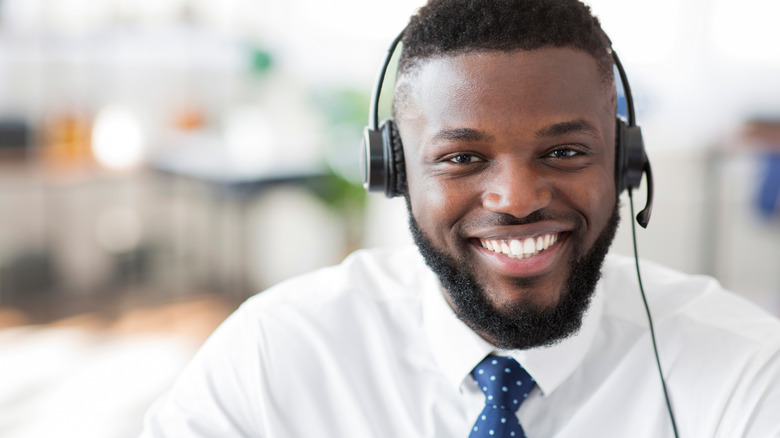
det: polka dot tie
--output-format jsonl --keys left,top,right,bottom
{"left": 469, "top": 355, "right": 535, "bottom": 438}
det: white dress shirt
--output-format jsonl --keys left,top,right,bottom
{"left": 141, "top": 247, "right": 780, "bottom": 437}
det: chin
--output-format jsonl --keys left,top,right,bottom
{"left": 483, "top": 274, "right": 567, "bottom": 315}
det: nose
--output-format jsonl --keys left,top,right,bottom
{"left": 481, "top": 161, "right": 553, "bottom": 218}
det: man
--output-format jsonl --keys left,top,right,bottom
{"left": 141, "top": 0, "right": 780, "bottom": 436}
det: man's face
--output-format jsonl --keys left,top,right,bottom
{"left": 398, "top": 48, "right": 618, "bottom": 348}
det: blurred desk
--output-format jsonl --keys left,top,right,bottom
{"left": 152, "top": 144, "right": 329, "bottom": 298}
{"left": 0, "top": 155, "right": 332, "bottom": 320}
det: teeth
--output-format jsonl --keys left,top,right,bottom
{"left": 523, "top": 237, "right": 535, "bottom": 255}
{"left": 509, "top": 239, "right": 523, "bottom": 257}
{"left": 479, "top": 233, "right": 560, "bottom": 259}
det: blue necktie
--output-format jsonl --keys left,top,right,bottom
{"left": 469, "top": 355, "right": 535, "bottom": 438}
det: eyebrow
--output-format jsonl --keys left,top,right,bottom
{"left": 535, "top": 119, "right": 599, "bottom": 138}
{"left": 431, "top": 119, "right": 600, "bottom": 143}
{"left": 432, "top": 128, "right": 495, "bottom": 143}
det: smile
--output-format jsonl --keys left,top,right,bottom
{"left": 479, "top": 233, "right": 560, "bottom": 260}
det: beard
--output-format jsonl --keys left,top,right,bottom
{"left": 408, "top": 201, "right": 620, "bottom": 350}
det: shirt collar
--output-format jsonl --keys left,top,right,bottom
{"left": 422, "top": 267, "right": 605, "bottom": 397}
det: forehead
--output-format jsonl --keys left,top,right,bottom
{"left": 398, "top": 48, "right": 614, "bottom": 131}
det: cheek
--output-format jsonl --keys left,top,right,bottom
{"left": 406, "top": 167, "right": 474, "bottom": 244}
{"left": 587, "top": 181, "right": 616, "bottom": 222}
{"left": 584, "top": 146, "right": 617, "bottom": 218}
{"left": 563, "top": 169, "right": 616, "bottom": 235}
{"left": 408, "top": 174, "right": 454, "bottom": 229}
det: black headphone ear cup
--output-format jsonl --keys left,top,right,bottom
{"left": 361, "top": 125, "right": 386, "bottom": 194}
{"left": 615, "top": 117, "right": 646, "bottom": 193}
{"left": 381, "top": 120, "right": 406, "bottom": 198}
{"left": 615, "top": 118, "right": 627, "bottom": 193}
{"left": 616, "top": 118, "right": 654, "bottom": 228}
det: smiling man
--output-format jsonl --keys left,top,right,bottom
{"left": 141, "top": 1, "right": 780, "bottom": 437}
{"left": 401, "top": 47, "right": 620, "bottom": 351}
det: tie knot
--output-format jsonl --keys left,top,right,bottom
{"left": 471, "top": 355, "right": 535, "bottom": 410}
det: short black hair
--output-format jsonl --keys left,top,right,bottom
{"left": 398, "top": 0, "right": 613, "bottom": 80}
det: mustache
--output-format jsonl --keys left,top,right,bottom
{"left": 465, "top": 208, "right": 583, "bottom": 229}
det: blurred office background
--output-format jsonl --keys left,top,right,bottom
{"left": 1, "top": 0, "right": 779, "bottom": 436}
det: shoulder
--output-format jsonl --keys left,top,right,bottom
{"left": 242, "top": 246, "right": 428, "bottom": 313}
{"left": 227, "top": 246, "right": 432, "bottom": 351}
{"left": 599, "top": 254, "right": 780, "bottom": 435}
{"left": 601, "top": 253, "right": 780, "bottom": 347}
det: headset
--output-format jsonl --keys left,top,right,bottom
{"left": 360, "top": 30, "right": 680, "bottom": 437}
{"left": 360, "top": 31, "right": 654, "bottom": 228}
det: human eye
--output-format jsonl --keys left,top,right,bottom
{"left": 447, "top": 153, "right": 485, "bottom": 164}
{"left": 545, "top": 148, "right": 581, "bottom": 159}
{"left": 541, "top": 144, "right": 592, "bottom": 171}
